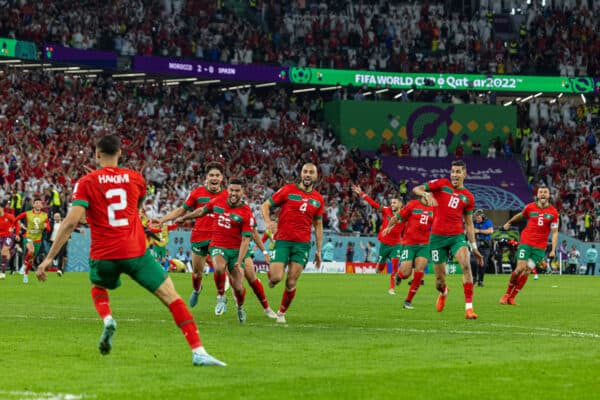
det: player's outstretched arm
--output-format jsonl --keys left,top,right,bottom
{"left": 153, "top": 206, "right": 186, "bottom": 225}
{"left": 175, "top": 207, "right": 207, "bottom": 224}
{"left": 261, "top": 200, "right": 277, "bottom": 235}
{"left": 413, "top": 184, "right": 437, "bottom": 207}
{"left": 313, "top": 218, "right": 323, "bottom": 269}
{"left": 502, "top": 212, "right": 523, "bottom": 231}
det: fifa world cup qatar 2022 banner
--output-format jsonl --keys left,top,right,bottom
{"left": 324, "top": 100, "right": 516, "bottom": 154}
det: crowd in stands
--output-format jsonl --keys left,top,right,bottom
{"left": 0, "top": 66, "right": 397, "bottom": 236}
{"left": 1, "top": 0, "right": 600, "bottom": 243}
{"left": 1, "top": 1, "right": 599, "bottom": 76}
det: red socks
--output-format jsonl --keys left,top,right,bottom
{"left": 249, "top": 279, "right": 269, "bottom": 309}
{"left": 511, "top": 274, "right": 529, "bottom": 299}
{"left": 390, "top": 258, "right": 399, "bottom": 289}
{"left": 214, "top": 272, "right": 226, "bottom": 296}
{"left": 505, "top": 271, "right": 519, "bottom": 295}
{"left": 24, "top": 253, "right": 33, "bottom": 274}
{"left": 191, "top": 273, "right": 202, "bottom": 292}
{"left": 91, "top": 287, "right": 112, "bottom": 319}
{"left": 234, "top": 287, "right": 246, "bottom": 307}
{"left": 279, "top": 287, "right": 297, "bottom": 314}
{"left": 169, "top": 298, "right": 202, "bottom": 349}
{"left": 406, "top": 271, "right": 424, "bottom": 302}
{"left": 463, "top": 282, "right": 474, "bottom": 303}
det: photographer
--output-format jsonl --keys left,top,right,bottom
{"left": 471, "top": 209, "right": 494, "bottom": 286}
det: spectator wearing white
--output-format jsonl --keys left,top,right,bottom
{"left": 438, "top": 138, "right": 448, "bottom": 157}
{"left": 419, "top": 141, "right": 428, "bottom": 157}
{"left": 487, "top": 144, "right": 496, "bottom": 158}
{"left": 410, "top": 140, "right": 420, "bottom": 157}
{"left": 428, "top": 139, "right": 438, "bottom": 157}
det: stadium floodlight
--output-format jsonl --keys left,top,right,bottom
{"left": 549, "top": 99, "right": 556, "bottom": 104}
{"left": 503, "top": 101, "right": 513, "bottom": 106}
{"left": 375, "top": 89, "right": 388, "bottom": 94}
{"left": 164, "top": 78, "right": 197, "bottom": 83}
{"left": 220, "top": 84, "right": 251, "bottom": 91}
{"left": 11, "top": 63, "right": 50, "bottom": 68}
{"left": 521, "top": 95, "right": 533, "bottom": 102}
{"left": 255, "top": 82, "right": 277, "bottom": 88}
{"left": 292, "top": 88, "right": 316, "bottom": 93}
{"left": 65, "top": 69, "right": 104, "bottom": 74}
{"left": 558, "top": 93, "right": 563, "bottom": 98}
{"left": 581, "top": 94, "right": 586, "bottom": 104}
{"left": 193, "top": 79, "right": 220, "bottom": 85}
{"left": 406, "top": 89, "right": 414, "bottom": 94}
{"left": 112, "top": 73, "right": 146, "bottom": 78}
{"left": 362, "top": 91, "right": 372, "bottom": 96}
{"left": 45, "top": 66, "right": 81, "bottom": 71}
{"left": 534, "top": 92, "right": 542, "bottom": 97}
{"left": 393, "top": 93, "right": 403, "bottom": 99}
{"left": 0, "top": 59, "right": 21, "bottom": 64}
{"left": 320, "top": 86, "right": 341, "bottom": 91}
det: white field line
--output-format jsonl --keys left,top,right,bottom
{"left": 6, "top": 314, "right": 600, "bottom": 340}
{"left": 0, "top": 390, "right": 94, "bottom": 399}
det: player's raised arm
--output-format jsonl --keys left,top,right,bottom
{"left": 502, "top": 212, "right": 523, "bottom": 231}
{"left": 413, "top": 184, "right": 437, "bottom": 207}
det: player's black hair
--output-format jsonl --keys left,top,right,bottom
{"left": 229, "top": 177, "right": 245, "bottom": 186}
{"left": 205, "top": 161, "right": 224, "bottom": 175}
{"left": 96, "top": 135, "right": 121, "bottom": 156}
{"left": 451, "top": 159, "right": 466, "bottom": 169}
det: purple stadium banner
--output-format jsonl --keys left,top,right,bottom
{"left": 43, "top": 44, "right": 117, "bottom": 69}
{"left": 379, "top": 156, "right": 532, "bottom": 210}
{"left": 133, "top": 55, "right": 288, "bottom": 82}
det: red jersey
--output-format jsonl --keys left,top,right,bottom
{"left": 269, "top": 184, "right": 324, "bottom": 243}
{"left": 0, "top": 212, "right": 18, "bottom": 236}
{"left": 397, "top": 199, "right": 434, "bottom": 245}
{"left": 519, "top": 202, "right": 559, "bottom": 249}
{"left": 205, "top": 197, "right": 254, "bottom": 249}
{"left": 183, "top": 185, "right": 228, "bottom": 243}
{"left": 425, "top": 178, "right": 475, "bottom": 236}
{"left": 361, "top": 194, "right": 402, "bottom": 245}
{"left": 72, "top": 166, "right": 147, "bottom": 260}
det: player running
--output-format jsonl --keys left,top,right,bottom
{"left": 261, "top": 163, "right": 324, "bottom": 324}
{"left": 351, "top": 184, "right": 404, "bottom": 294}
{"left": 36, "top": 135, "right": 225, "bottom": 366}
{"left": 500, "top": 185, "right": 558, "bottom": 305}
{"left": 382, "top": 194, "right": 434, "bottom": 309}
{"left": 154, "top": 162, "right": 228, "bottom": 310}
{"left": 176, "top": 177, "right": 255, "bottom": 322}
{"left": 413, "top": 160, "right": 484, "bottom": 319}
{"left": 15, "top": 198, "right": 51, "bottom": 283}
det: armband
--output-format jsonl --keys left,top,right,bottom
{"left": 470, "top": 242, "right": 478, "bottom": 251}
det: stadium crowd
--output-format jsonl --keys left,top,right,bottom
{"left": 1, "top": 0, "right": 599, "bottom": 76}
{"left": 0, "top": 0, "right": 600, "bottom": 243}
{"left": 0, "top": 66, "right": 398, "bottom": 235}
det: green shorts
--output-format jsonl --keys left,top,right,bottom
{"left": 271, "top": 240, "right": 311, "bottom": 268}
{"left": 191, "top": 240, "right": 210, "bottom": 256}
{"left": 24, "top": 239, "right": 42, "bottom": 257}
{"left": 244, "top": 248, "right": 255, "bottom": 261}
{"left": 153, "top": 245, "right": 166, "bottom": 259}
{"left": 89, "top": 250, "right": 167, "bottom": 292}
{"left": 209, "top": 246, "right": 241, "bottom": 272}
{"left": 400, "top": 244, "right": 431, "bottom": 263}
{"left": 515, "top": 244, "right": 546, "bottom": 266}
{"left": 429, "top": 234, "right": 468, "bottom": 264}
{"left": 376, "top": 243, "right": 402, "bottom": 264}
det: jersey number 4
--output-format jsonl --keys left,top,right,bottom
{"left": 106, "top": 188, "right": 128, "bottom": 227}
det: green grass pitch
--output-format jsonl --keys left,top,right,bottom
{"left": 1, "top": 272, "right": 599, "bottom": 400}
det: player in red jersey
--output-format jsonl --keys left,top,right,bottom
{"left": 413, "top": 160, "right": 484, "bottom": 319}
{"left": 175, "top": 177, "right": 255, "bottom": 322}
{"left": 154, "top": 162, "right": 228, "bottom": 310}
{"left": 0, "top": 203, "right": 20, "bottom": 278}
{"left": 500, "top": 185, "right": 558, "bottom": 305}
{"left": 261, "top": 163, "right": 324, "bottom": 324}
{"left": 351, "top": 184, "right": 404, "bottom": 295}
{"left": 383, "top": 194, "right": 434, "bottom": 309}
{"left": 36, "top": 135, "right": 225, "bottom": 366}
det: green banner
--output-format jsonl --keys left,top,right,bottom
{"left": 0, "top": 37, "right": 38, "bottom": 60}
{"left": 324, "top": 101, "right": 516, "bottom": 153}
{"left": 290, "top": 67, "right": 600, "bottom": 93}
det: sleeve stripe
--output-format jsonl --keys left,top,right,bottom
{"left": 72, "top": 199, "right": 89, "bottom": 208}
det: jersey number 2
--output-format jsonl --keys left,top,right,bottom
{"left": 106, "top": 188, "right": 128, "bottom": 227}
